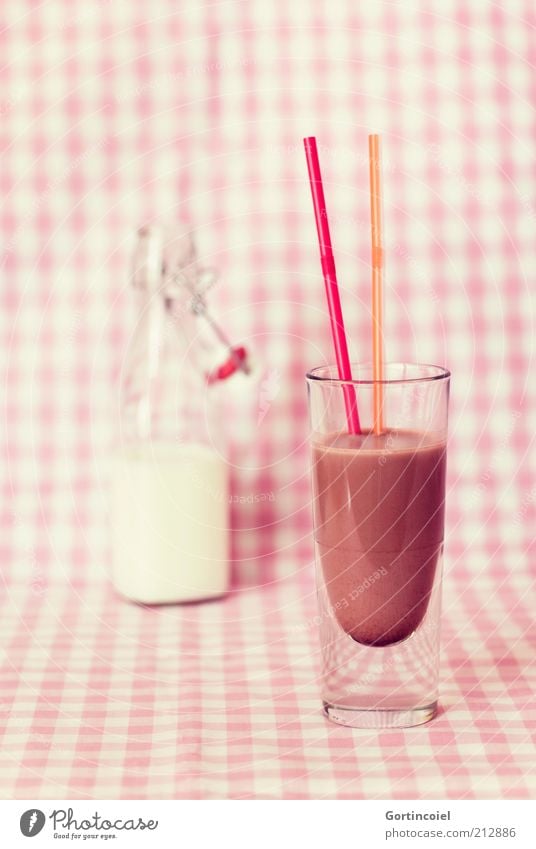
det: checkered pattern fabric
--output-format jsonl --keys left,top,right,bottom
{"left": 1, "top": 1, "right": 535, "bottom": 798}
{"left": 0, "top": 572, "right": 534, "bottom": 799}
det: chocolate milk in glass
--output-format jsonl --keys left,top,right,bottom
{"left": 312, "top": 429, "right": 446, "bottom": 646}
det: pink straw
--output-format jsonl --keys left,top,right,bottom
{"left": 303, "top": 137, "right": 361, "bottom": 434}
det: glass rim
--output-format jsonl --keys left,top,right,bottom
{"left": 306, "top": 362, "right": 451, "bottom": 386}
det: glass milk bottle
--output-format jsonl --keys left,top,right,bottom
{"left": 110, "top": 224, "right": 236, "bottom": 604}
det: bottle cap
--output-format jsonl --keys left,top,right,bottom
{"left": 131, "top": 224, "right": 164, "bottom": 292}
{"left": 131, "top": 221, "right": 251, "bottom": 383}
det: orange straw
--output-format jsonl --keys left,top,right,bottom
{"left": 368, "top": 134, "right": 385, "bottom": 434}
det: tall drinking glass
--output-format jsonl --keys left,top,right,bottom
{"left": 306, "top": 363, "right": 450, "bottom": 728}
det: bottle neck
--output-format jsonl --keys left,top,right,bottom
{"left": 120, "top": 287, "right": 207, "bottom": 443}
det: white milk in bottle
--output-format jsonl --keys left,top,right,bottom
{"left": 110, "top": 224, "right": 242, "bottom": 604}
{"left": 111, "top": 441, "right": 229, "bottom": 604}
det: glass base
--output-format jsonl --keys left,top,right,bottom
{"left": 323, "top": 700, "right": 438, "bottom": 729}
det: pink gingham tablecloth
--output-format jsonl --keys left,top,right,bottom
{"left": 0, "top": 553, "right": 534, "bottom": 800}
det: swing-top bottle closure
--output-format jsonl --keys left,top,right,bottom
{"left": 132, "top": 223, "right": 249, "bottom": 384}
